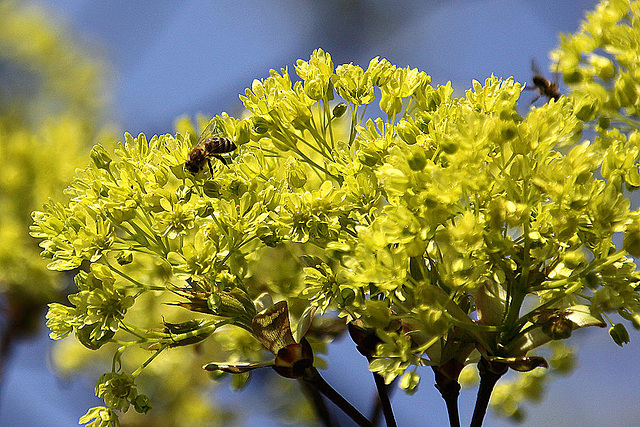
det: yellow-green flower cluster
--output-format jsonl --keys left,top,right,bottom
{"left": 32, "top": 11, "right": 640, "bottom": 423}
{"left": 552, "top": 0, "right": 640, "bottom": 126}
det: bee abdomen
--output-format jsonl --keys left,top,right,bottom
{"left": 205, "top": 137, "right": 236, "bottom": 154}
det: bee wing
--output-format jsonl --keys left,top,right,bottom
{"left": 530, "top": 59, "right": 542, "bottom": 76}
{"left": 196, "top": 118, "right": 223, "bottom": 145}
{"left": 203, "top": 360, "right": 274, "bottom": 373}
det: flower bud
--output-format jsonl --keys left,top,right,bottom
{"left": 597, "top": 116, "right": 610, "bottom": 130}
{"left": 407, "top": 147, "right": 427, "bottom": 171}
{"left": 615, "top": 72, "right": 639, "bottom": 108}
{"left": 75, "top": 324, "right": 114, "bottom": 350}
{"left": 286, "top": 167, "right": 307, "bottom": 189}
{"left": 589, "top": 54, "right": 616, "bottom": 81}
{"left": 380, "top": 93, "right": 402, "bottom": 117}
{"left": 358, "top": 148, "right": 380, "bottom": 167}
{"left": 116, "top": 250, "right": 133, "bottom": 265}
{"left": 252, "top": 117, "right": 270, "bottom": 134}
{"left": 203, "top": 181, "right": 221, "bottom": 198}
{"left": 332, "top": 102, "right": 347, "bottom": 118}
{"left": 133, "top": 394, "right": 152, "bottom": 414}
{"left": 90, "top": 144, "right": 112, "bottom": 170}
{"left": 415, "top": 112, "right": 432, "bottom": 132}
{"left": 396, "top": 119, "right": 419, "bottom": 145}
{"left": 623, "top": 218, "right": 640, "bottom": 257}
{"left": 574, "top": 94, "right": 599, "bottom": 122}
{"left": 400, "top": 372, "right": 420, "bottom": 395}
{"left": 609, "top": 323, "right": 630, "bottom": 346}
{"left": 176, "top": 185, "right": 192, "bottom": 202}
{"left": 236, "top": 119, "right": 251, "bottom": 145}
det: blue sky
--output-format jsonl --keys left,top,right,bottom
{"left": 3, "top": 1, "right": 640, "bottom": 426}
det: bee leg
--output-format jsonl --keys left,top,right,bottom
{"left": 207, "top": 159, "right": 213, "bottom": 175}
{"left": 530, "top": 93, "right": 541, "bottom": 105}
{"left": 214, "top": 155, "right": 229, "bottom": 167}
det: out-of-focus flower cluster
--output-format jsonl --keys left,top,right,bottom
{"left": 30, "top": 1, "right": 640, "bottom": 425}
{"left": 0, "top": 1, "right": 104, "bottom": 328}
{"left": 0, "top": 3, "right": 245, "bottom": 426}
{"left": 553, "top": 0, "right": 640, "bottom": 129}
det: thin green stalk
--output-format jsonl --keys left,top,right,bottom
{"left": 131, "top": 343, "right": 169, "bottom": 378}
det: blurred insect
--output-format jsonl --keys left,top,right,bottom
{"left": 527, "top": 59, "right": 561, "bottom": 104}
{"left": 185, "top": 119, "right": 236, "bottom": 174}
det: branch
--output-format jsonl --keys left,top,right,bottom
{"left": 470, "top": 357, "right": 508, "bottom": 427}
{"left": 433, "top": 368, "right": 461, "bottom": 427}
{"left": 301, "top": 380, "right": 335, "bottom": 427}
{"left": 303, "top": 367, "right": 374, "bottom": 427}
{"left": 371, "top": 371, "right": 397, "bottom": 427}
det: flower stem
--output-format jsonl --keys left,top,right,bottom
{"left": 303, "top": 367, "right": 374, "bottom": 427}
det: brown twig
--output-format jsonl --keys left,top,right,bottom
{"left": 303, "top": 367, "right": 374, "bottom": 427}
{"left": 470, "top": 357, "right": 508, "bottom": 427}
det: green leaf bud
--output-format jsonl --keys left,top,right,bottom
{"left": 609, "top": 323, "right": 630, "bottom": 347}
{"left": 332, "top": 102, "right": 347, "bottom": 118}
{"left": 90, "top": 144, "right": 112, "bottom": 170}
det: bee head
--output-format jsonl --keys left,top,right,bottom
{"left": 184, "top": 161, "right": 200, "bottom": 174}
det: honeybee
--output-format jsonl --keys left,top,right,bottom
{"left": 528, "top": 59, "right": 561, "bottom": 104}
{"left": 185, "top": 119, "right": 236, "bottom": 174}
